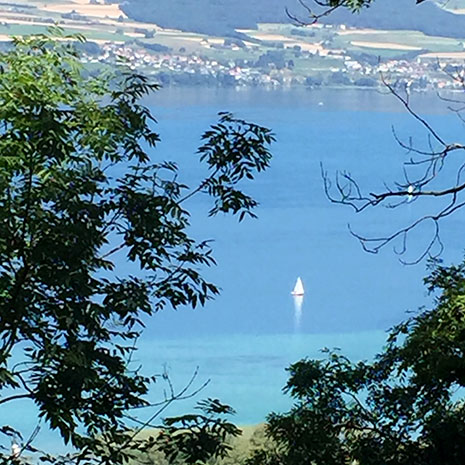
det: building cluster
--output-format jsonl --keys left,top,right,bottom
{"left": 82, "top": 43, "right": 285, "bottom": 86}
{"left": 81, "top": 41, "right": 465, "bottom": 91}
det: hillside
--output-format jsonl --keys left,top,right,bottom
{"left": 2, "top": 0, "right": 465, "bottom": 91}
{"left": 120, "top": 0, "right": 290, "bottom": 36}
{"left": 121, "top": 0, "right": 465, "bottom": 38}
{"left": 320, "top": 0, "right": 465, "bottom": 38}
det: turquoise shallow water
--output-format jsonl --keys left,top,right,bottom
{"left": 126, "top": 87, "right": 465, "bottom": 425}
{"left": 136, "top": 330, "right": 388, "bottom": 425}
{"left": 1, "top": 331, "right": 387, "bottom": 450}
{"left": 3, "top": 88, "right": 465, "bottom": 450}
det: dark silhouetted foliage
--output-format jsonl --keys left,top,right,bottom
{"left": 246, "top": 258, "right": 465, "bottom": 465}
{"left": 0, "top": 31, "right": 273, "bottom": 464}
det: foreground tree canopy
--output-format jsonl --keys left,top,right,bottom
{"left": 246, "top": 258, "right": 465, "bottom": 465}
{"left": 247, "top": 2, "right": 465, "bottom": 463}
{"left": 0, "top": 32, "right": 273, "bottom": 464}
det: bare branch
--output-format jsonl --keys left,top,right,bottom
{"left": 120, "top": 367, "right": 210, "bottom": 449}
{"left": 0, "top": 393, "right": 31, "bottom": 405}
{"left": 370, "top": 182, "right": 465, "bottom": 201}
{"left": 286, "top": 0, "right": 370, "bottom": 25}
{"left": 381, "top": 76, "right": 447, "bottom": 147}
{"left": 323, "top": 72, "right": 465, "bottom": 263}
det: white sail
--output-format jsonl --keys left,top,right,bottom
{"left": 291, "top": 277, "right": 304, "bottom": 296}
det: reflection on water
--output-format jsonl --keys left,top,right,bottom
{"left": 293, "top": 295, "right": 304, "bottom": 331}
{"left": 147, "top": 88, "right": 460, "bottom": 338}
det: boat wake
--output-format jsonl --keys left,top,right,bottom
{"left": 291, "top": 277, "right": 304, "bottom": 330}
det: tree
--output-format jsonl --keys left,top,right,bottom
{"left": 245, "top": 257, "right": 465, "bottom": 465}
{"left": 0, "top": 31, "right": 274, "bottom": 464}
{"left": 287, "top": 1, "right": 465, "bottom": 263}
{"left": 286, "top": 0, "right": 429, "bottom": 25}
{"left": 228, "top": 2, "right": 465, "bottom": 463}
{"left": 243, "top": 6, "right": 465, "bottom": 460}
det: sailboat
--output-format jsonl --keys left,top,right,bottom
{"left": 291, "top": 277, "right": 304, "bottom": 296}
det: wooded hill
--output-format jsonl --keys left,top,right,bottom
{"left": 120, "top": 0, "right": 465, "bottom": 38}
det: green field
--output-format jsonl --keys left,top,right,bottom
{"left": 1, "top": 2, "right": 465, "bottom": 84}
{"left": 335, "top": 30, "right": 464, "bottom": 53}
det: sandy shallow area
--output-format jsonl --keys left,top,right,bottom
{"left": 351, "top": 40, "right": 421, "bottom": 51}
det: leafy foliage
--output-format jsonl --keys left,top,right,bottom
{"left": 0, "top": 31, "right": 273, "bottom": 464}
{"left": 158, "top": 399, "right": 242, "bottom": 464}
{"left": 246, "top": 259, "right": 465, "bottom": 465}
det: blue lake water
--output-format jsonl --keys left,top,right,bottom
{"left": 3, "top": 88, "right": 465, "bottom": 449}
{"left": 128, "top": 87, "right": 465, "bottom": 426}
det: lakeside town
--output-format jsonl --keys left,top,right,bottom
{"left": 82, "top": 37, "right": 465, "bottom": 91}
{"left": 3, "top": 0, "right": 465, "bottom": 91}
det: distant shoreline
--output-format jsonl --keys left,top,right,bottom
{"left": 148, "top": 81, "right": 449, "bottom": 93}
{"left": 145, "top": 85, "right": 456, "bottom": 115}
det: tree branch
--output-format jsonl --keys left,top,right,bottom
{"left": 0, "top": 393, "right": 32, "bottom": 405}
